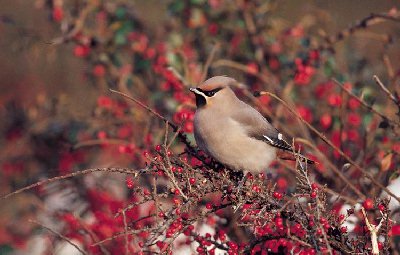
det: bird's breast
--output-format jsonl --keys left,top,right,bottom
{"left": 194, "top": 114, "right": 276, "bottom": 172}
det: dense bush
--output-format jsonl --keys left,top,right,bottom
{"left": 1, "top": 1, "right": 400, "bottom": 254}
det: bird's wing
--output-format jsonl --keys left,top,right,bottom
{"left": 231, "top": 102, "right": 293, "bottom": 152}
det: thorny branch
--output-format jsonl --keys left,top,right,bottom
{"left": 254, "top": 89, "right": 400, "bottom": 204}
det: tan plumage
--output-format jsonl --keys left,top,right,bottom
{"left": 190, "top": 76, "right": 310, "bottom": 173}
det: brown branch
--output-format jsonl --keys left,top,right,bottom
{"left": 280, "top": 160, "right": 358, "bottom": 205}
{"left": 332, "top": 79, "right": 398, "bottom": 125}
{"left": 92, "top": 226, "right": 158, "bottom": 247}
{"left": 122, "top": 211, "right": 130, "bottom": 255}
{"left": 73, "top": 138, "right": 131, "bottom": 149}
{"left": 2, "top": 167, "right": 145, "bottom": 200}
{"left": 212, "top": 59, "right": 277, "bottom": 89}
{"left": 110, "top": 89, "right": 167, "bottom": 123}
{"left": 49, "top": 4, "right": 94, "bottom": 45}
{"left": 320, "top": 12, "right": 400, "bottom": 50}
{"left": 200, "top": 43, "right": 220, "bottom": 83}
{"left": 361, "top": 208, "right": 387, "bottom": 255}
{"left": 29, "top": 219, "right": 87, "bottom": 255}
{"left": 373, "top": 75, "right": 399, "bottom": 105}
{"left": 109, "top": 89, "right": 212, "bottom": 167}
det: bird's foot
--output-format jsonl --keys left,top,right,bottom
{"left": 235, "top": 174, "right": 247, "bottom": 198}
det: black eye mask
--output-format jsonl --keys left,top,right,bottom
{"left": 196, "top": 87, "right": 223, "bottom": 97}
{"left": 194, "top": 87, "right": 223, "bottom": 108}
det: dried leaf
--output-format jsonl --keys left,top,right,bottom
{"left": 381, "top": 153, "right": 393, "bottom": 172}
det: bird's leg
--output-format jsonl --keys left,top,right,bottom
{"left": 235, "top": 171, "right": 247, "bottom": 197}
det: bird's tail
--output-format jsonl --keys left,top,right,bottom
{"left": 277, "top": 150, "right": 316, "bottom": 164}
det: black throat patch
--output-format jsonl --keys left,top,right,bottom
{"left": 195, "top": 94, "right": 207, "bottom": 108}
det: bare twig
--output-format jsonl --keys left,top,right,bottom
{"left": 73, "top": 138, "right": 131, "bottom": 149}
{"left": 373, "top": 75, "right": 399, "bottom": 105}
{"left": 320, "top": 12, "right": 400, "bottom": 50}
{"left": 200, "top": 43, "right": 220, "bottom": 83}
{"left": 333, "top": 79, "right": 398, "bottom": 125}
{"left": 110, "top": 89, "right": 167, "bottom": 123}
{"left": 279, "top": 160, "right": 358, "bottom": 205}
{"left": 29, "top": 219, "right": 87, "bottom": 255}
{"left": 92, "top": 227, "right": 158, "bottom": 246}
{"left": 122, "top": 211, "right": 130, "bottom": 255}
{"left": 2, "top": 167, "right": 146, "bottom": 200}
{"left": 212, "top": 59, "right": 277, "bottom": 89}
{"left": 361, "top": 208, "right": 386, "bottom": 255}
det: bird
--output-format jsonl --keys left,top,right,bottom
{"left": 190, "top": 76, "right": 313, "bottom": 173}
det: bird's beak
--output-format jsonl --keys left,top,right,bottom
{"left": 189, "top": 87, "right": 198, "bottom": 94}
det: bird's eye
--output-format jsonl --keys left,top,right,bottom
{"left": 206, "top": 91, "right": 216, "bottom": 97}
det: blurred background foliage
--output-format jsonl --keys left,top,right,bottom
{"left": 1, "top": 0, "right": 400, "bottom": 254}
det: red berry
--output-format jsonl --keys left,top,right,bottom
{"left": 310, "top": 191, "right": 317, "bottom": 199}
{"left": 93, "top": 64, "right": 106, "bottom": 77}
{"left": 252, "top": 184, "right": 260, "bottom": 192}
{"left": 296, "top": 105, "right": 313, "bottom": 122}
{"left": 183, "top": 229, "right": 191, "bottom": 236}
{"left": 343, "top": 82, "right": 352, "bottom": 90}
{"left": 348, "top": 98, "right": 360, "bottom": 110}
{"left": 52, "top": 7, "right": 64, "bottom": 22}
{"left": 275, "top": 217, "right": 283, "bottom": 227}
{"left": 246, "top": 63, "right": 258, "bottom": 75}
{"left": 126, "top": 177, "right": 134, "bottom": 189}
{"left": 378, "top": 204, "right": 385, "bottom": 212}
{"left": 183, "top": 121, "right": 194, "bottom": 132}
{"left": 320, "top": 113, "right": 332, "bottom": 129}
{"left": 97, "top": 130, "right": 107, "bottom": 139}
{"left": 227, "top": 241, "right": 238, "bottom": 250}
{"left": 328, "top": 94, "right": 342, "bottom": 107}
{"left": 206, "top": 203, "right": 213, "bottom": 210}
{"left": 73, "top": 45, "right": 90, "bottom": 57}
{"left": 311, "top": 183, "right": 318, "bottom": 190}
{"left": 276, "top": 177, "right": 288, "bottom": 189}
{"left": 363, "top": 198, "right": 374, "bottom": 210}
{"left": 347, "top": 112, "right": 362, "bottom": 127}
{"left": 273, "top": 191, "right": 283, "bottom": 200}
{"left": 155, "top": 145, "right": 162, "bottom": 151}
{"left": 97, "top": 96, "right": 113, "bottom": 108}
{"left": 156, "top": 241, "right": 165, "bottom": 249}
{"left": 173, "top": 197, "right": 181, "bottom": 205}
{"left": 340, "top": 226, "right": 347, "bottom": 233}
{"left": 189, "top": 178, "right": 196, "bottom": 185}
{"left": 196, "top": 247, "right": 204, "bottom": 253}
{"left": 208, "top": 23, "right": 219, "bottom": 35}
{"left": 143, "top": 188, "right": 151, "bottom": 196}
